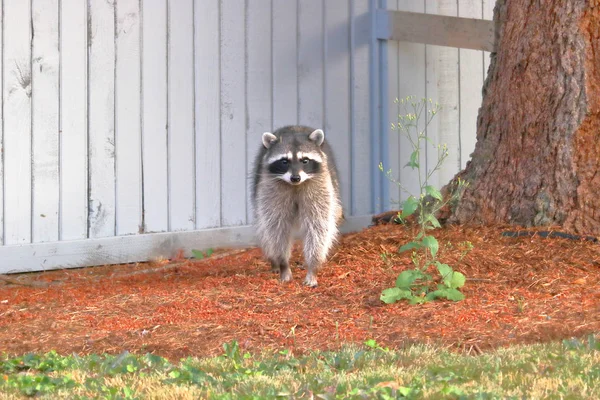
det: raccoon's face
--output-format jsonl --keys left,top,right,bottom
{"left": 261, "top": 128, "right": 325, "bottom": 185}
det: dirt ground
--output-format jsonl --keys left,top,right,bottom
{"left": 1, "top": 222, "right": 599, "bottom": 361}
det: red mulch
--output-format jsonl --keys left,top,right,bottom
{"left": 1, "top": 223, "right": 599, "bottom": 360}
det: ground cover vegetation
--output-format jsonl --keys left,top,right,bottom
{"left": 1, "top": 336, "right": 599, "bottom": 399}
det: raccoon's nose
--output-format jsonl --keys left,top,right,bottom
{"left": 290, "top": 174, "right": 301, "bottom": 183}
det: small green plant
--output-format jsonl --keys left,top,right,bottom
{"left": 379, "top": 96, "right": 469, "bottom": 305}
{"left": 380, "top": 251, "right": 394, "bottom": 267}
{"left": 364, "top": 339, "right": 390, "bottom": 352}
{"left": 191, "top": 248, "right": 214, "bottom": 259}
{"left": 220, "top": 340, "right": 253, "bottom": 373}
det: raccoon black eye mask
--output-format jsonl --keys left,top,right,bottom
{"left": 266, "top": 153, "right": 322, "bottom": 183}
{"left": 268, "top": 158, "right": 292, "bottom": 175}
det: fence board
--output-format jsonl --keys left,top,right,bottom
{"left": 423, "top": 0, "right": 461, "bottom": 189}
{"left": 272, "top": 0, "right": 298, "bottom": 128}
{"left": 424, "top": 0, "right": 440, "bottom": 189}
{"left": 298, "top": 0, "right": 324, "bottom": 129}
{"left": 246, "top": 0, "right": 272, "bottom": 224}
{"left": 436, "top": 0, "right": 460, "bottom": 186}
{"left": 3, "top": 0, "right": 32, "bottom": 245}
{"left": 386, "top": 1, "right": 400, "bottom": 206}
{"left": 60, "top": 0, "right": 88, "bottom": 241}
{"left": 167, "top": 0, "right": 195, "bottom": 231}
{"left": 32, "top": 0, "right": 60, "bottom": 243}
{"left": 0, "top": 215, "right": 373, "bottom": 274}
{"left": 220, "top": 0, "right": 247, "bottom": 226}
{"left": 325, "top": 0, "right": 352, "bottom": 213}
{"left": 141, "top": 0, "right": 168, "bottom": 233}
{"left": 377, "top": 9, "right": 494, "bottom": 52}
{"left": 88, "top": 0, "right": 116, "bottom": 238}
{"left": 116, "top": 0, "right": 142, "bottom": 235}
{"left": 351, "top": 0, "right": 372, "bottom": 216}
{"left": 397, "top": 0, "right": 427, "bottom": 203}
{"left": 194, "top": 0, "right": 221, "bottom": 229}
{"left": 0, "top": 3, "right": 3, "bottom": 244}
{"left": 458, "top": 0, "right": 483, "bottom": 169}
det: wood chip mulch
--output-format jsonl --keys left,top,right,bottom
{"left": 1, "top": 223, "right": 599, "bottom": 361}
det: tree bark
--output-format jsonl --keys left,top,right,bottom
{"left": 447, "top": 0, "right": 600, "bottom": 234}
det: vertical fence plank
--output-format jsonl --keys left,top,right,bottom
{"left": 351, "top": 0, "right": 372, "bottom": 215}
{"left": 88, "top": 0, "right": 115, "bottom": 238}
{"left": 396, "top": 0, "right": 427, "bottom": 202}
{"left": 32, "top": 0, "right": 60, "bottom": 243}
{"left": 298, "top": 0, "right": 324, "bottom": 129}
{"left": 141, "top": 0, "right": 168, "bottom": 233}
{"left": 220, "top": 0, "right": 247, "bottom": 227}
{"left": 60, "top": 0, "right": 88, "bottom": 240}
{"left": 436, "top": 0, "right": 460, "bottom": 186}
{"left": 459, "top": 0, "right": 483, "bottom": 170}
{"left": 115, "top": 0, "right": 142, "bottom": 235}
{"left": 425, "top": 0, "right": 460, "bottom": 189}
{"left": 386, "top": 1, "right": 400, "bottom": 206}
{"left": 424, "top": 0, "right": 439, "bottom": 189}
{"left": 272, "top": 0, "right": 297, "bottom": 128}
{"left": 167, "top": 0, "right": 195, "bottom": 231}
{"left": 3, "top": 0, "right": 32, "bottom": 244}
{"left": 246, "top": 0, "right": 272, "bottom": 223}
{"left": 0, "top": 2, "right": 3, "bottom": 244}
{"left": 325, "top": 0, "right": 351, "bottom": 212}
{"left": 194, "top": 0, "right": 221, "bottom": 229}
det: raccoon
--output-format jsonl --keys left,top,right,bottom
{"left": 251, "top": 125, "right": 344, "bottom": 287}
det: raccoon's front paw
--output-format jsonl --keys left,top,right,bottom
{"left": 303, "top": 274, "right": 318, "bottom": 288}
{"left": 280, "top": 268, "right": 293, "bottom": 283}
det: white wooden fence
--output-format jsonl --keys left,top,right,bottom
{"left": 382, "top": 0, "right": 495, "bottom": 209}
{"left": 0, "top": 0, "right": 494, "bottom": 273}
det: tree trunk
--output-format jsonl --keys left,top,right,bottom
{"left": 447, "top": 0, "right": 600, "bottom": 234}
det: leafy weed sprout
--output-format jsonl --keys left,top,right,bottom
{"left": 379, "top": 96, "right": 469, "bottom": 305}
{"left": 191, "top": 248, "right": 214, "bottom": 260}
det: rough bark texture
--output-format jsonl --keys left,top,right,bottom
{"left": 448, "top": 0, "right": 600, "bottom": 234}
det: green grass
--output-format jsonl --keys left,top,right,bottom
{"left": 1, "top": 335, "right": 599, "bottom": 399}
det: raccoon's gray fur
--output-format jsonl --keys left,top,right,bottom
{"left": 251, "top": 125, "right": 344, "bottom": 287}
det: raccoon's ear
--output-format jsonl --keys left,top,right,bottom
{"left": 308, "top": 129, "right": 325, "bottom": 146}
{"left": 262, "top": 132, "right": 278, "bottom": 148}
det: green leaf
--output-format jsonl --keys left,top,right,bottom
{"left": 427, "top": 288, "right": 465, "bottom": 301}
{"left": 399, "top": 241, "right": 422, "bottom": 254}
{"left": 425, "top": 214, "right": 442, "bottom": 229}
{"left": 436, "top": 262, "right": 453, "bottom": 284}
{"left": 191, "top": 250, "right": 205, "bottom": 259}
{"left": 409, "top": 296, "right": 428, "bottom": 304}
{"left": 425, "top": 185, "right": 443, "bottom": 201}
{"left": 435, "top": 262, "right": 465, "bottom": 289}
{"left": 401, "top": 196, "right": 419, "bottom": 218}
{"left": 425, "top": 291, "right": 438, "bottom": 301}
{"left": 395, "top": 269, "right": 426, "bottom": 289}
{"left": 405, "top": 150, "right": 420, "bottom": 169}
{"left": 421, "top": 236, "right": 439, "bottom": 258}
{"left": 449, "top": 271, "right": 466, "bottom": 289}
{"left": 192, "top": 249, "right": 214, "bottom": 259}
{"left": 380, "top": 288, "right": 411, "bottom": 304}
{"left": 442, "top": 288, "right": 465, "bottom": 301}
